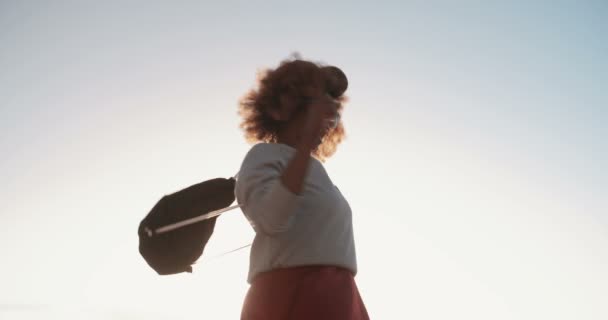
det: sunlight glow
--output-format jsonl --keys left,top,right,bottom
{"left": 1, "top": 1, "right": 606, "bottom": 319}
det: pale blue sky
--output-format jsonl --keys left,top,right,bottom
{"left": 1, "top": 1, "right": 606, "bottom": 319}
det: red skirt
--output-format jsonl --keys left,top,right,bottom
{"left": 241, "top": 266, "right": 370, "bottom": 320}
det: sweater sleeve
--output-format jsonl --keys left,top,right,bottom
{"left": 235, "top": 145, "right": 302, "bottom": 236}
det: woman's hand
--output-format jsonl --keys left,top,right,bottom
{"left": 298, "top": 94, "right": 339, "bottom": 151}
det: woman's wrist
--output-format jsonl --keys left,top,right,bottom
{"left": 295, "top": 140, "right": 315, "bottom": 153}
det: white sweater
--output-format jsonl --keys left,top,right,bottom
{"left": 235, "top": 143, "right": 358, "bottom": 283}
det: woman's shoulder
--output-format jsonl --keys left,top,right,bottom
{"left": 239, "top": 143, "right": 288, "bottom": 170}
{"left": 244, "top": 143, "right": 295, "bottom": 161}
{"left": 237, "top": 143, "right": 294, "bottom": 187}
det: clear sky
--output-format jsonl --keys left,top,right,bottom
{"left": 1, "top": 1, "right": 606, "bottom": 319}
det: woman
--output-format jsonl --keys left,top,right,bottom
{"left": 236, "top": 57, "right": 369, "bottom": 320}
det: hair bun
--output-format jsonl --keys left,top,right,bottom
{"left": 322, "top": 66, "right": 348, "bottom": 98}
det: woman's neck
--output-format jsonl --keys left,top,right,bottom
{"left": 276, "top": 133, "right": 300, "bottom": 149}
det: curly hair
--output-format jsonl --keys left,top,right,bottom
{"left": 238, "top": 56, "right": 348, "bottom": 161}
